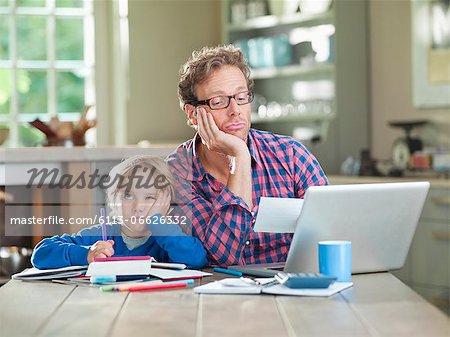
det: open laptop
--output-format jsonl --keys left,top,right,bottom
{"left": 229, "top": 181, "right": 430, "bottom": 277}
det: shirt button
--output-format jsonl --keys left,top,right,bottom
{"left": 245, "top": 240, "right": 250, "bottom": 246}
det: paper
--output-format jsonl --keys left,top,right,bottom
{"left": 253, "top": 197, "right": 304, "bottom": 233}
{"left": 151, "top": 262, "right": 186, "bottom": 270}
{"left": 147, "top": 268, "right": 212, "bottom": 280}
{"left": 194, "top": 278, "right": 353, "bottom": 296}
{"left": 194, "top": 278, "right": 261, "bottom": 294}
{"left": 12, "top": 265, "right": 88, "bottom": 280}
{"left": 262, "top": 282, "right": 353, "bottom": 296}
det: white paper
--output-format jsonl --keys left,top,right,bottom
{"left": 12, "top": 265, "right": 88, "bottom": 280}
{"left": 151, "top": 262, "right": 186, "bottom": 270}
{"left": 262, "top": 282, "right": 353, "bottom": 296}
{"left": 147, "top": 268, "right": 212, "bottom": 280}
{"left": 253, "top": 197, "right": 304, "bottom": 233}
{"left": 194, "top": 278, "right": 262, "bottom": 294}
{"left": 194, "top": 278, "right": 353, "bottom": 297}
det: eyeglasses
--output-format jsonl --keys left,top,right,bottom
{"left": 189, "top": 90, "right": 254, "bottom": 110}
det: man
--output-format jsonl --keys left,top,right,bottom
{"left": 166, "top": 45, "right": 327, "bottom": 266}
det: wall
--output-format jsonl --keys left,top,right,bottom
{"left": 369, "top": 0, "right": 450, "bottom": 160}
{"left": 126, "top": 0, "right": 221, "bottom": 145}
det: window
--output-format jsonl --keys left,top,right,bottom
{"left": 0, "top": 0, "right": 95, "bottom": 147}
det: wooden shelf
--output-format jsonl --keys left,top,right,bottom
{"left": 251, "top": 63, "right": 334, "bottom": 80}
{"left": 251, "top": 112, "right": 335, "bottom": 124}
{"left": 227, "top": 11, "right": 334, "bottom": 32}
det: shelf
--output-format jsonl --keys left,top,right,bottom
{"left": 227, "top": 11, "right": 333, "bottom": 33}
{"left": 251, "top": 112, "right": 335, "bottom": 124}
{"left": 250, "top": 63, "right": 334, "bottom": 80}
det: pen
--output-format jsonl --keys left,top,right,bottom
{"left": 100, "top": 207, "right": 107, "bottom": 241}
{"left": 213, "top": 267, "right": 242, "bottom": 277}
{"left": 90, "top": 275, "right": 149, "bottom": 284}
{"left": 128, "top": 280, "right": 194, "bottom": 292}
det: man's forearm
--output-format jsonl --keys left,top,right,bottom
{"left": 226, "top": 152, "right": 253, "bottom": 209}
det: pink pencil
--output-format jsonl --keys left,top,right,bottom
{"left": 128, "top": 282, "right": 189, "bottom": 292}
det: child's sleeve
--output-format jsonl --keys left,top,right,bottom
{"left": 31, "top": 227, "right": 102, "bottom": 269}
{"left": 148, "top": 215, "right": 208, "bottom": 269}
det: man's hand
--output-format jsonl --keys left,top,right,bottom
{"left": 196, "top": 107, "right": 253, "bottom": 209}
{"left": 196, "top": 107, "right": 248, "bottom": 157}
{"left": 87, "top": 240, "right": 115, "bottom": 263}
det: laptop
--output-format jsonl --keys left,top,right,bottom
{"left": 229, "top": 181, "right": 430, "bottom": 277}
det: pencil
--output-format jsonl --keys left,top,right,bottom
{"left": 128, "top": 281, "right": 190, "bottom": 292}
{"left": 100, "top": 207, "right": 107, "bottom": 241}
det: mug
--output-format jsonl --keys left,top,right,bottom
{"left": 318, "top": 240, "right": 352, "bottom": 282}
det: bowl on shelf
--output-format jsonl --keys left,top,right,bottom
{"left": 0, "top": 127, "right": 9, "bottom": 145}
{"left": 299, "top": 0, "right": 331, "bottom": 14}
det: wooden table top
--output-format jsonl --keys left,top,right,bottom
{"left": 0, "top": 272, "right": 448, "bottom": 337}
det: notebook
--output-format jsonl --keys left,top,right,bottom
{"left": 194, "top": 278, "right": 353, "bottom": 296}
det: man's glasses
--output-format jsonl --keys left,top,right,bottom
{"left": 190, "top": 90, "right": 254, "bottom": 110}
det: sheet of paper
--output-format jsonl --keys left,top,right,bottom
{"left": 12, "top": 265, "right": 88, "bottom": 280}
{"left": 253, "top": 197, "right": 304, "bottom": 233}
{"left": 147, "top": 268, "right": 212, "bottom": 280}
{"left": 151, "top": 262, "right": 186, "bottom": 270}
{"left": 262, "top": 282, "right": 353, "bottom": 296}
{"left": 194, "top": 278, "right": 261, "bottom": 294}
{"left": 86, "top": 260, "right": 152, "bottom": 276}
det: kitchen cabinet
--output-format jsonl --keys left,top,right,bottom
{"left": 222, "top": 0, "right": 370, "bottom": 174}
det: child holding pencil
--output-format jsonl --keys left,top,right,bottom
{"left": 31, "top": 155, "right": 208, "bottom": 269}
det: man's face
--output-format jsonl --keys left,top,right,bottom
{"left": 194, "top": 65, "right": 252, "bottom": 143}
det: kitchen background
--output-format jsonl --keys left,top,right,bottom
{"left": 0, "top": 0, "right": 449, "bottom": 314}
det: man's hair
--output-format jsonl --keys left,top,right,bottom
{"left": 106, "top": 155, "right": 175, "bottom": 217}
{"left": 178, "top": 44, "right": 254, "bottom": 126}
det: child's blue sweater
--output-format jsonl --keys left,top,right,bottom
{"left": 31, "top": 221, "right": 208, "bottom": 270}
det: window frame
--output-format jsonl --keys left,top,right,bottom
{"left": 0, "top": 0, "right": 96, "bottom": 147}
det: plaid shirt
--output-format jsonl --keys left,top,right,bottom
{"left": 166, "top": 128, "right": 328, "bottom": 267}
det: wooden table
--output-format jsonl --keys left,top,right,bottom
{"left": 0, "top": 272, "right": 448, "bottom": 337}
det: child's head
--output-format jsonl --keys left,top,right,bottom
{"left": 106, "top": 155, "right": 175, "bottom": 221}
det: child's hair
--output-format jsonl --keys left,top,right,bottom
{"left": 106, "top": 155, "right": 175, "bottom": 217}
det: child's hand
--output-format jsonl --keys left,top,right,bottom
{"left": 87, "top": 240, "right": 115, "bottom": 263}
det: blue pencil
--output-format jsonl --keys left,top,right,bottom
{"left": 213, "top": 267, "right": 242, "bottom": 277}
{"left": 100, "top": 207, "right": 107, "bottom": 241}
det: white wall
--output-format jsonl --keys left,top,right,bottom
{"left": 126, "top": 0, "right": 221, "bottom": 145}
{"left": 369, "top": 0, "right": 450, "bottom": 160}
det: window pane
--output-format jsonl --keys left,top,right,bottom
{"left": 17, "top": 16, "right": 47, "bottom": 60}
{"left": 0, "top": 16, "right": 9, "bottom": 60}
{"left": 56, "top": 18, "right": 83, "bottom": 60}
{"left": 19, "top": 70, "right": 47, "bottom": 114}
{"left": 19, "top": 123, "right": 46, "bottom": 147}
{"left": 56, "top": 0, "right": 83, "bottom": 8}
{"left": 0, "top": 69, "right": 11, "bottom": 115}
{"left": 0, "top": 0, "right": 9, "bottom": 7}
{"left": 57, "top": 71, "right": 84, "bottom": 113}
{"left": 16, "top": 0, "right": 46, "bottom": 7}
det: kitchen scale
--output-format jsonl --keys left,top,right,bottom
{"left": 389, "top": 120, "right": 427, "bottom": 170}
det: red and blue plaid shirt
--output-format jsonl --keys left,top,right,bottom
{"left": 166, "top": 128, "right": 328, "bottom": 267}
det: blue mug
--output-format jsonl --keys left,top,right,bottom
{"left": 318, "top": 241, "right": 352, "bottom": 282}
